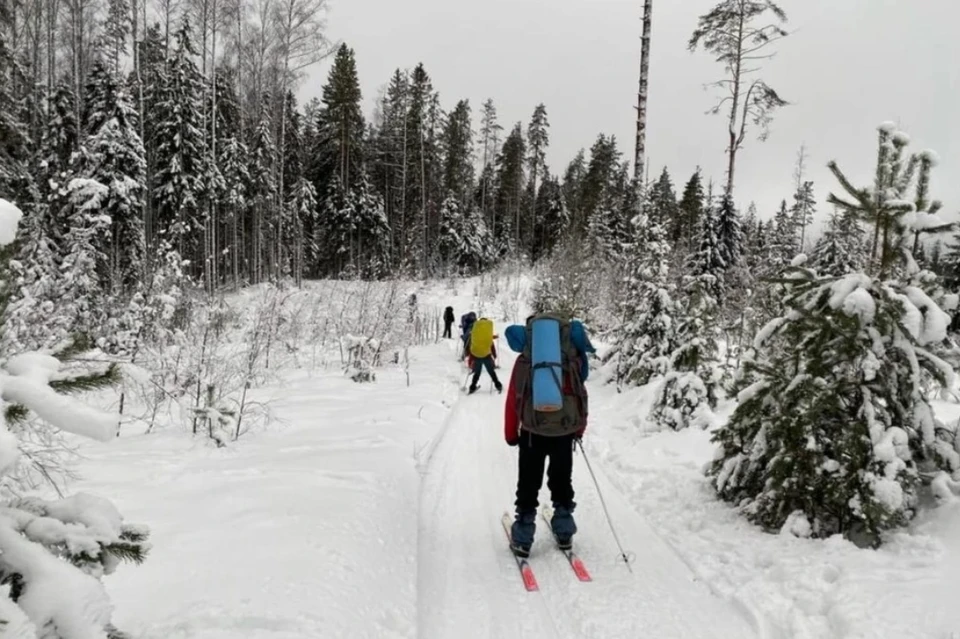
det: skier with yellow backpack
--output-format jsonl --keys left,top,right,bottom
{"left": 466, "top": 317, "right": 502, "bottom": 395}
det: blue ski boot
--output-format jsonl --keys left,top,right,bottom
{"left": 510, "top": 510, "right": 536, "bottom": 558}
{"left": 551, "top": 503, "right": 577, "bottom": 550}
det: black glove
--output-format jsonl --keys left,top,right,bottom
{"left": 507, "top": 438, "right": 519, "bottom": 447}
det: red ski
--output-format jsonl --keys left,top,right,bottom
{"left": 541, "top": 508, "right": 592, "bottom": 582}
{"left": 500, "top": 513, "right": 539, "bottom": 592}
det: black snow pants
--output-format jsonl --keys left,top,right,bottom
{"left": 514, "top": 432, "right": 576, "bottom": 514}
{"left": 470, "top": 356, "right": 500, "bottom": 389}
{"left": 443, "top": 321, "right": 453, "bottom": 339}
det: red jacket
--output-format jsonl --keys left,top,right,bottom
{"left": 504, "top": 357, "right": 586, "bottom": 445}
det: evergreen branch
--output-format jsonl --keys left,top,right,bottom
{"left": 50, "top": 364, "right": 121, "bottom": 395}
{"left": 827, "top": 161, "right": 870, "bottom": 207}
{"left": 4, "top": 404, "right": 28, "bottom": 425}
{"left": 102, "top": 541, "right": 149, "bottom": 565}
{"left": 119, "top": 527, "right": 149, "bottom": 543}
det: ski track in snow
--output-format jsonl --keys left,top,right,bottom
{"left": 416, "top": 344, "right": 758, "bottom": 639}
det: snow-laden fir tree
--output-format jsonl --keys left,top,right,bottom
{"left": 613, "top": 214, "right": 677, "bottom": 387}
{"left": 673, "top": 168, "right": 705, "bottom": 253}
{"left": 687, "top": 197, "right": 725, "bottom": 301}
{"left": 561, "top": 150, "right": 586, "bottom": 228}
{"left": 769, "top": 199, "right": 798, "bottom": 267}
{"left": 810, "top": 208, "right": 864, "bottom": 277}
{"left": 749, "top": 199, "right": 801, "bottom": 327}
{"left": 0, "top": 34, "right": 30, "bottom": 200}
{"left": 153, "top": 20, "right": 208, "bottom": 259}
{"left": 533, "top": 175, "right": 568, "bottom": 260}
{"left": 437, "top": 197, "right": 493, "bottom": 274}
{"left": 288, "top": 175, "right": 318, "bottom": 284}
{"left": 649, "top": 270, "right": 721, "bottom": 431}
{"left": 710, "top": 124, "right": 960, "bottom": 544}
{"left": 442, "top": 100, "right": 475, "bottom": 207}
{"left": 58, "top": 179, "right": 112, "bottom": 339}
{"left": 319, "top": 174, "right": 390, "bottom": 278}
{"left": 648, "top": 168, "right": 679, "bottom": 227}
{"left": 248, "top": 96, "right": 279, "bottom": 283}
{"left": 218, "top": 134, "right": 251, "bottom": 282}
{"left": 2, "top": 207, "right": 68, "bottom": 353}
{"left": 41, "top": 84, "right": 80, "bottom": 204}
{"left": 715, "top": 193, "right": 743, "bottom": 276}
{"left": 0, "top": 197, "right": 149, "bottom": 638}
{"left": 78, "top": 59, "right": 146, "bottom": 295}
{"left": 587, "top": 162, "right": 634, "bottom": 263}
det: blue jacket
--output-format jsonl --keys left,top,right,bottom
{"left": 504, "top": 320, "right": 595, "bottom": 381}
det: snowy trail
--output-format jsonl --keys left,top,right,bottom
{"left": 417, "top": 349, "right": 759, "bottom": 639}
{"left": 417, "top": 378, "right": 561, "bottom": 639}
{"left": 69, "top": 329, "right": 755, "bottom": 637}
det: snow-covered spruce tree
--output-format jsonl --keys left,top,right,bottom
{"left": 649, "top": 272, "right": 721, "bottom": 430}
{"left": 153, "top": 20, "right": 209, "bottom": 264}
{"left": 533, "top": 175, "right": 568, "bottom": 260}
{"left": 715, "top": 192, "right": 743, "bottom": 287}
{"left": 711, "top": 266, "right": 958, "bottom": 542}
{"left": 810, "top": 208, "right": 865, "bottom": 277}
{"left": 79, "top": 59, "right": 146, "bottom": 295}
{"left": 645, "top": 196, "right": 724, "bottom": 428}
{"left": 438, "top": 196, "right": 493, "bottom": 275}
{"left": 2, "top": 205, "right": 68, "bottom": 353}
{"left": 613, "top": 214, "right": 677, "bottom": 387}
{"left": 58, "top": 179, "right": 112, "bottom": 339}
{"left": 710, "top": 124, "right": 959, "bottom": 544}
{"left": 0, "top": 198, "right": 149, "bottom": 638}
{"left": 686, "top": 198, "right": 726, "bottom": 302}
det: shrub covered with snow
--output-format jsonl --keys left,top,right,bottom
{"left": 710, "top": 266, "right": 959, "bottom": 543}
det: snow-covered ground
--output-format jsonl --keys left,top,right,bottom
{"left": 587, "top": 379, "right": 960, "bottom": 639}
{"left": 59, "top": 276, "right": 960, "bottom": 638}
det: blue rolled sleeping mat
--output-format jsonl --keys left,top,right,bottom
{"left": 530, "top": 317, "right": 563, "bottom": 412}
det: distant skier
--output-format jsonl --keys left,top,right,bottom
{"left": 503, "top": 314, "right": 595, "bottom": 558}
{"left": 466, "top": 317, "right": 502, "bottom": 394}
{"left": 443, "top": 306, "right": 455, "bottom": 339}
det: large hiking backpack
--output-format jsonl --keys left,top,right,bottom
{"left": 469, "top": 318, "right": 495, "bottom": 358}
{"left": 461, "top": 312, "right": 477, "bottom": 337}
{"left": 512, "top": 314, "right": 588, "bottom": 437}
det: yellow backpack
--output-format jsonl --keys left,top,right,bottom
{"left": 469, "top": 318, "right": 495, "bottom": 358}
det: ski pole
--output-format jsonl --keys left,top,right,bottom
{"left": 577, "top": 439, "right": 633, "bottom": 572}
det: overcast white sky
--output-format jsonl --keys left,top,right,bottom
{"left": 303, "top": 0, "right": 959, "bottom": 229}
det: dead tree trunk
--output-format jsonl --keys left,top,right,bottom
{"left": 635, "top": 0, "right": 653, "bottom": 192}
